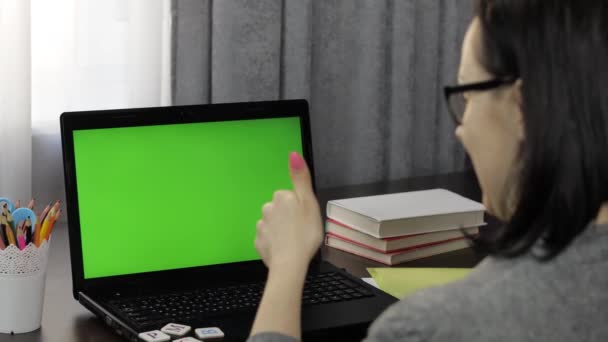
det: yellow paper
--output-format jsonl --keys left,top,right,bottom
{"left": 367, "top": 267, "right": 472, "bottom": 299}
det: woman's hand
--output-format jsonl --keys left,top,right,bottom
{"left": 255, "top": 152, "right": 323, "bottom": 271}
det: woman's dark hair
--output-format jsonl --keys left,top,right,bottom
{"left": 473, "top": 0, "right": 608, "bottom": 259}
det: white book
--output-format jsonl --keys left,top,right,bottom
{"left": 326, "top": 188, "right": 485, "bottom": 238}
{"left": 326, "top": 235, "right": 471, "bottom": 266}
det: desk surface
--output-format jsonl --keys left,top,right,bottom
{"left": 5, "top": 171, "right": 496, "bottom": 341}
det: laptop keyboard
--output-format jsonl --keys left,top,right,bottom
{"left": 109, "top": 272, "right": 374, "bottom": 327}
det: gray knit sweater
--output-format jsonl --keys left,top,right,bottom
{"left": 249, "top": 223, "right": 608, "bottom": 341}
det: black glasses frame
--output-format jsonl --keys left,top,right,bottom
{"left": 443, "top": 77, "right": 516, "bottom": 124}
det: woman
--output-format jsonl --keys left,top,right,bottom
{"left": 250, "top": 0, "right": 608, "bottom": 340}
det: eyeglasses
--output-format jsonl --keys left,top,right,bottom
{"left": 443, "top": 77, "right": 516, "bottom": 125}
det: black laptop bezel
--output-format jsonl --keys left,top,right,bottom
{"left": 60, "top": 99, "right": 319, "bottom": 300}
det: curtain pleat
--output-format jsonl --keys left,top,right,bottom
{"left": 172, "top": 0, "right": 473, "bottom": 188}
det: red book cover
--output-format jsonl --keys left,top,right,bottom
{"left": 325, "top": 218, "right": 478, "bottom": 253}
{"left": 325, "top": 232, "right": 467, "bottom": 254}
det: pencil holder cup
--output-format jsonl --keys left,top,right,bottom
{"left": 0, "top": 240, "right": 50, "bottom": 334}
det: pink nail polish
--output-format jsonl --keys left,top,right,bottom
{"left": 289, "top": 152, "right": 305, "bottom": 171}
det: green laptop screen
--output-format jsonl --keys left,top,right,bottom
{"left": 73, "top": 116, "right": 303, "bottom": 279}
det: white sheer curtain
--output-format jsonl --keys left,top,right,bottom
{"left": 0, "top": 0, "right": 31, "bottom": 202}
{"left": 0, "top": 0, "right": 171, "bottom": 213}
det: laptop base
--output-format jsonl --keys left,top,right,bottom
{"left": 81, "top": 261, "right": 396, "bottom": 341}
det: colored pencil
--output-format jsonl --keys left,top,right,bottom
{"left": 39, "top": 202, "right": 52, "bottom": 224}
{"left": 51, "top": 201, "right": 60, "bottom": 214}
{"left": 0, "top": 229, "right": 5, "bottom": 250}
{"left": 24, "top": 217, "right": 33, "bottom": 246}
{"left": 44, "top": 209, "right": 61, "bottom": 242}
{"left": 0, "top": 218, "right": 7, "bottom": 248}
{"left": 16, "top": 222, "right": 26, "bottom": 250}
{"left": 46, "top": 209, "right": 59, "bottom": 240}
{"left": 33, "top": 222, "right": 42, "bottom": 246}
{"left": 6, "top": 209, "right": 15, "bottom": 231}
{"left": 5, "top": 224, "right": 16, "bottom": 246}
{"left": 1, "top": 203, "right": 15, "bottom": 230}
{"left": 38, "top": 206, "right": 56, "bottom": 245}
{"left": 42, "top": 208, "right": 56, "bottom": 242}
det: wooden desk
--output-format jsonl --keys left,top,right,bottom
{"left": 5, "top": 171, "right": 498, "bottom": 341}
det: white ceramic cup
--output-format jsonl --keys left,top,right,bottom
{"left": 0, "top": 270, "right": 47, "bottom": 334}
{"left": 0, "top": 239, "right": 50, "bottom": 335}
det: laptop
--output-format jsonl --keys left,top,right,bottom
{"left": 60, "top": 100, "right": 396, "bottom": 341}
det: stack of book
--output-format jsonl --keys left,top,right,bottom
{"left": 325, "top": 189, "right": 485, "bottom": 265}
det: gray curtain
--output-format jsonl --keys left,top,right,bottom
{"left": 172, "top": 0, "right": 473, "bottom": 188}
